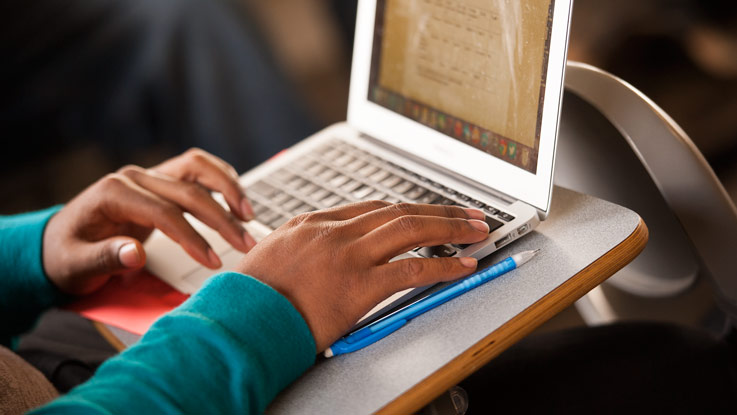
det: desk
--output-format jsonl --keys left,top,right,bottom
{"left": 99, "top": 187, "right": 647, "bottom": 414}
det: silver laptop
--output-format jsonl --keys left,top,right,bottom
{"left": 145, "top": 0, "right": 573, "bottom": 322}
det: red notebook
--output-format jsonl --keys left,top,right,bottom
{"left": 65, "top": 270, "right": 188, "bottom": 335}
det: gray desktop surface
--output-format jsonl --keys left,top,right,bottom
{"left": 265, "top": 187, "right": 641, "bottom": 414}
{"left": 107, "top": 187, "right": 642, "bottom": 414}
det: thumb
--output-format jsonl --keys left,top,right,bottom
{"left": 83, "top": 237, "right": 147, "bottom": 277}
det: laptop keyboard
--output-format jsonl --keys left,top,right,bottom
{"left": 246, "top": 140, "right": 514, "bottom": 256}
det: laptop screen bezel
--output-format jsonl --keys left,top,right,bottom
{"left": 347, "top": 0, "right": 572, "bottom": 214}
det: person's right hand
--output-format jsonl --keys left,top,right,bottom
{"left": 235, "top": 201, "right": 491, "bottom": 353}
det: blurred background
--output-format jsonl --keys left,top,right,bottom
{"left": 2, "top": 0, "right": 737, "bottom": 352}
{"left": 3, "top": 0, "right": 736, "bottom": 213}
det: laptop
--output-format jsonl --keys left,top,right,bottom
{"left": 144, "top": 0, "right": 573, "bottom": 324}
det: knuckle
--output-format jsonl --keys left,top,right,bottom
{"left": 183, "top": 182, "right": 209, "bottom": 202}
{"left": 158, "top": 203, "right": 182, "bottom": 219}
{"left": 316, "top": 222, "right": 341, "bottom": 242}
{"left": 400, "top": 259, "right": 425, "bottom": 280}
{"left": 365, "top": 199, "right": 391, "bottom": 210}
{"left": 303, "top": 210, "right": 329, "bottom": 223}
{"left": 116, "top": 164, "right": 143, "bottom": 177}
{"left": 96, "top": 245, "right": 118, "bottom": 273}
{"left": 391, "top": 203, "right": 416, "bottom": 216}
{"left": 443, "top": 205, "right": 464, "bottom": 218}
{"left": 185, "top": 148, "right": 208, "bottom": 163}
{"left": 452, "top": 218, "right": 469, "bottom": 234}
{"left": 289, "top": 212, "right": 310, "bottom": 226}
{"left": 440, "top": 258, "right": 456, "bottom": 274}
{"left": 393, "top": 215, "right": 421, "bottom": 235}
{"left": 99, "top": 173, "right": 128, "bottom": 191}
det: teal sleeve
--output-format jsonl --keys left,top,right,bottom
{"left": 0, "top": 206, "right": 67, "bottom": 345}
{"left": 33, "top": 272, "right": 316, "bottom": 414}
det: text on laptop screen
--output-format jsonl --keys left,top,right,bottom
{"left": 368, "top": 0, "right": 555, "bottom": 173}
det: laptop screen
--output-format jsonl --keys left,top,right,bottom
{"left": 368, "top": 0, "right": 555, "bottom": 174}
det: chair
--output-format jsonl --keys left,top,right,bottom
{"left": 555, "top": 61, "right": 737, "bottom": 326}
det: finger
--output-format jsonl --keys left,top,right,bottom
{"left": 152, "top": 149, "right": 251, "bottom": 221}
{"left": 100, "top": 174, "right": 222, "bottom": 268}
{"left": 119, "top": 166, "right": 255, "bottom": 252}
{"left": 57, "top": 237, "right": 146, "bottom": 295}
{"left": 372, "top": 256, "right": 478, "bottom": 298}
{"left": 360, "top": 216, "right": 490, "bottom": 262}
{"left": 346, "top": 203, "right": 485, "bottom": 234}
{"left": 305, "top": 200, "right": 393, "bottom": 222}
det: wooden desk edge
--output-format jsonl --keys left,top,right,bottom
{"left": 378, "top": 218, "right": 649, "bottom": 414}
{"left": 94, "top": 321, "right": 127, "bottom": 353}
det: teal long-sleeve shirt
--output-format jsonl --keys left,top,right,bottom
{"left": 0, "top": 209, "right": 316, "bottom": 414}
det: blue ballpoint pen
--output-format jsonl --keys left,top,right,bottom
{"left": 324, "top": 249, "right": 540, "bottom": 358}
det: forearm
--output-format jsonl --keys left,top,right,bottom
{"left": 0, "top": 206, "right": 67, "bottom": 345}
{"left": 34, "top": 272, "right": 315, "bottom": 414}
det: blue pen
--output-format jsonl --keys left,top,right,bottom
{"left": 324, "top": 249, "right": 540, "bottom": 358}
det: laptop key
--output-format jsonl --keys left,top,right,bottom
{"left": 367, "top": 191, "right": 387, "bottom": 200}
{"left": 251, "top": 202, "right": 269, "bottom": 216}
{"left": 291, "top": 204, "right": 314, "bottom": 215}
{"left": 484, "top": 216, "right": 504, "bottom": 232}
{"left": 257, "top": 210, "right": 281, "bottom": 225}
{"left": 483, "top": 205, "right": 499, "bottom": 215}
{"left": 393, "top": 180, "right": 414, "bottom": 194}
{"left": 442, "top": 186, "right": 457, "bottom": 196}
{"left": 353, "top": 185, "right": 374, "bottom": 200}
{"left": 271, "top": 192, "right": 291, "bottom": 204}
{"left": 370, "top": 170, "right": 391, "bottom": 182}
{"left": 438, "top": 198, "right": 456, "bottom": 206}
{"left": 272, "top": 169, "right": 295, "bottom": 184}
{"left": 319, "top": 169, "right": 339, "bottom": 181}
{"left": 341, "top": 180, "right": 363, "bottom": 193}
{"left": 310, "top": 188, "right": 331, "bottom": 201}
{"left": 321, "top": 195, "right": 343, "bottom": 207}
{"left": 300, "top": 182, "right": 319, "bottom": 195}
{"left": 498, "top": 212, "right": 516, "bottom": 222}
{"left": 381, "top": 175, "right": 402, "bottom": 188}
{"left": 405, "top": 186, "right": 427, "bottom": 200}
{"left": 287, "top": 177, "right": 307, "bottom": 189}
{"left": 270, "top": 216, "right": 290, "bottom": 229}
{"left": 329, "top": 175, "right": 351, "bottom": 188}
{"left": 282, "top": 198, "right": 302, "bottom": 211}
{"left": 324, "top": 149, "right": 342, "bottom": 160}
{"left": 248, "top": 181, "right": 278, "bottom": 198}
{"left": 345, "top": 159, "right": 367, "bottom": 172}
{"left": 333, "top": 154, "right": 354, "bottom": 167}
{"left": 358, "top": 164, "right": 379, "bottom": 177}
{"left": 470, "top": 199, "right": 485, "bottom": 208}
{"left": 418, "top": 192, "right": 441, "bottom": 204}
{"left": 306, "top": 163, "right": 326, "bottom": 175}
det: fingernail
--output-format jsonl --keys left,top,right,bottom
{"left": 469, "top": 219, "right": 490, "bottom": 233}
{"left": 459, "top": 257, "right": 477, "bottom": 268}
{"left": 207, "top": 248, "right": 222, "bottom": 268}
{"left": 243, "top": 231, "right": 257, "bottom": 250}
{"left": 241, "top": 198, "right": 255, "bottom": 221}
{"left": 119, "top": 243, "right": 142, "bottom": 268}
{"left": 463, "top": 208, "right": 486, "bottom": 220}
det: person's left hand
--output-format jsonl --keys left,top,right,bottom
{"left": 43, "top": 149, "right": 255, "bottom": 295}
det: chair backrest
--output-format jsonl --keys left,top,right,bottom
{"left": 555, "top": 61, "right": 737, "bottom": 322}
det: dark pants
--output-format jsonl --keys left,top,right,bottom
{"left": 460, "top": 322, "right": 737, "bottom": 414}
{"left": 1, "top": 0, "right": 314, "bottom": 172}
